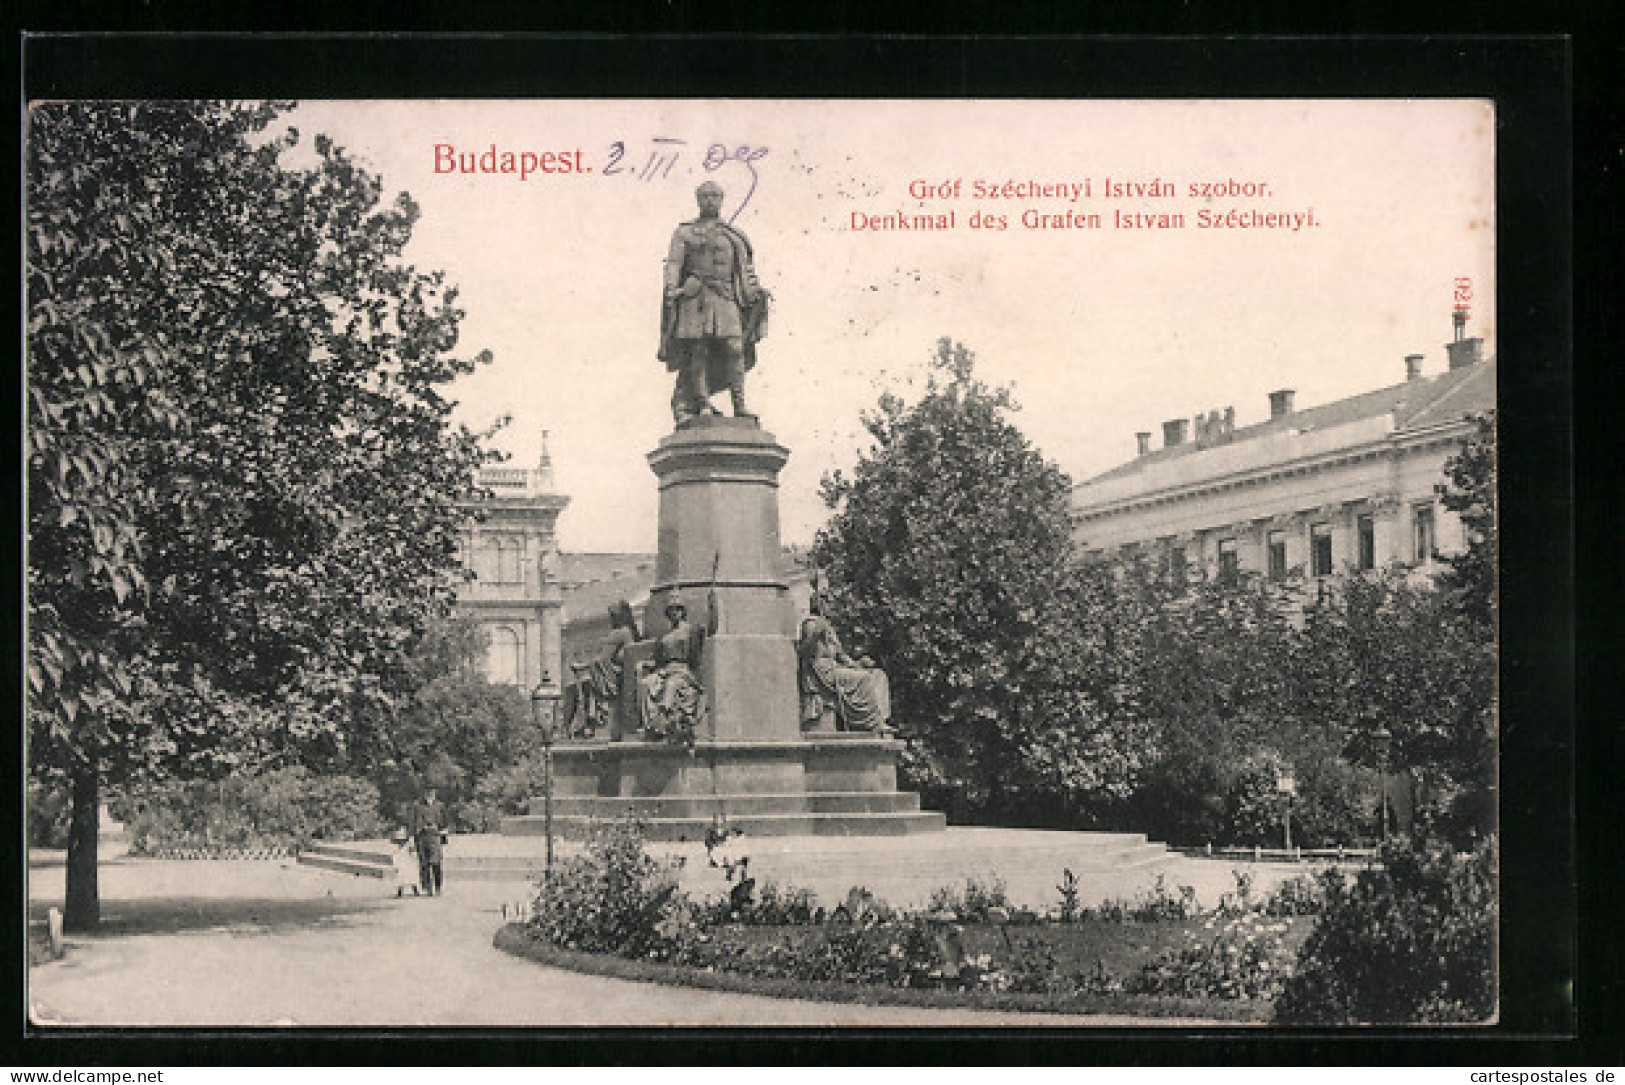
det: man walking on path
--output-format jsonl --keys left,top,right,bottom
{"left": 406, "top": 788, "right": 446, "bottom": 897}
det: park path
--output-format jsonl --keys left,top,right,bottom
{"left": 27, "top": 855, "right": 1211, "bottom": 1028}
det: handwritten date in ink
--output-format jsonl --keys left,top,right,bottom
{"left": 604, "top": 138, "right": 770, "bottom": 221}
{"left": 605, "top": 137, "right": 687, "bottom": 182}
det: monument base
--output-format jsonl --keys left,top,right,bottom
{"left": 509, "top": 416, "right": 942, "bottom": 840}
{"left": 499, "top": 735, "right": 946, "bottom": 840}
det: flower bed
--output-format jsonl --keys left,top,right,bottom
{"left": 493, "top": 821, "right": 1324, "bottom": 1020}
{"left": 492, "top": 920, "right": 1286, "bottom": 1022}
{"left": 679, "top": 915, "right": 1312, "bottom": 1004}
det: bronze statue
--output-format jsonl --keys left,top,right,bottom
{"left": 637, "top": 591, "right": 719, "bottom": 746}
{"left": 659, "top": 181, "right": 769, "bottom": 426}
{"left": 797, "top": 573, "right": 892, "bottom": 734}
{"left": 562, "top": 600, "right": 640, "bottom": 738}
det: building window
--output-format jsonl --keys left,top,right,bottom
{"left": 1168, "top": 544, "right": 1187, "bottom": 588}
{"left": 1413, "top": 503, "right": 1436, "bottom": 563}
{"left": 1218, "top": 538, "right": 1240, "bottom": 585}
{"left": 484, "top": 625, "right": 522, "bottom": 685}
{"left": 1310, "top": 523, "right": 1333, "bottom": 577}
{"left": 1357, "top": 514, "right": 1376, "bottom": 571}
{"left": 1267, "top": 531, "right": 1287, "bottom": 581}
{"left": 488, "top": 536, "right": 523, "bottom": 584}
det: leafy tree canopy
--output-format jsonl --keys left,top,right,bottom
{"left": 27, "top": 100, "right": 495, "bottom": 923}
{"left": 1437, "top": 411, "right": 1497, "bottom": 630}
{"left": 376, "top": 617, "right": 538, "bottom": 827}
{"left": 812, "top": 339, "right": 1142, "bottom": 821}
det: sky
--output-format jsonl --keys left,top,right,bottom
{"left": 290, "top": 99, "right": 1495, "bottom": 553}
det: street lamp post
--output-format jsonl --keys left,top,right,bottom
{"left": 1277, "top": 769, "right": 1297, "bottom": 853}
{"left": 1372, "top": 723, "right": 1392, "bottom": 843}
{"left": 530, "top": 677, "right": 562, "bottom": 880}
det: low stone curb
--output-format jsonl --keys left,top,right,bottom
{"left": 490, "top": 923, "right": 1255, "bottom": 1023}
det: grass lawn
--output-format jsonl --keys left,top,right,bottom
{"left": 494, "top": 916, "right": 1315, "bottom": 1022}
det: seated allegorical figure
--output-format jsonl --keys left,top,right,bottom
{"left": 797, "top": 573, "right": 892, "bottom": 734}
{"left": 637, "top": 590, "right": 718, "bottom": 746}
{"left": 562, "top": 600, "right": 640, "bottom": 738}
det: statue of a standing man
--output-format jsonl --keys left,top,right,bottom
{"left": 659, "top": 181, "right": 769, "bottom": 426}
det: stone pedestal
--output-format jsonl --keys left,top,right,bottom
{"left": 501, "top": 415, "right": 943, "bottom": 841}
{"left": 644, "top": 417, "right": 801, "bottom": 743}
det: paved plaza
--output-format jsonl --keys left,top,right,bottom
{"left": 21, "top": 853, "right": 1137, "bottom": 1027}
{"left": 26, "top": 835, "right": 1305, "bottom": 1028}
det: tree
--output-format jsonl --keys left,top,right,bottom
{"left": 1098, "top": 561, "right": 1331, "bottom": 845}
{"left": 1293, "top": 569, "right": 1496, "bottom": 841}
{"left": 378, "top": 617, "right": 538, "bottom": 829}
{"left": 812, "top": 339, "right": 1142, "bottom": 822}
{"left": 1437, "top": 411, "right": 1497, "bottom": 630}
{"left": 27, "top": 101, "right": 493, "bottom": 927}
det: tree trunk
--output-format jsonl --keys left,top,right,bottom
{"left": 64, "top": 760, "right": 100, "bottom": 932}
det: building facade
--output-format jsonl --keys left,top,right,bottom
{"left": 455, "top": 439, "right": 569, "bottom": 690}
{"left": 1071, "top": 333, "right": 1494, "bottom": 581}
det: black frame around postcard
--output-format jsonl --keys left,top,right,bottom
{"left": 10, "top": 26, "right": 1597, "bottom": 1069}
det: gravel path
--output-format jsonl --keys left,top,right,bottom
{"left": 27, "top": 856, "right": 1217, "bottom": 1028}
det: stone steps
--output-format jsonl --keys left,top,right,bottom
{"left": 729, "top": 840, "right": 1184, "bottom": 911}
{"left": 502, "top": 808, "right": 947, "bottom": 841}
{"left": 293, "top": 827, "right": 1187, "bottom": 908}
{"left": 530, "top": 790, "right": 924, "bottom": 818}
{"left": 738, "top": 842, "right": 1175, "bottom": 879}
{"left": 296, "top": 842, "right": 399, "bottom": 879}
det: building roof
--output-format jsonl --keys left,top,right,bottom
{"left": 557, "top": 552, "right": 659, "bottom": 626}
{"left": 1077, "top": 359, "right": 1495, "bottom": 493}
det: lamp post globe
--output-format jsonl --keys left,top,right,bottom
{"left": 1276, "top": 768, "right": 1297, "bottom": 854}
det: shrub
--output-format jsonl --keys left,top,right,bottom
{"left": 461, "top": 756, "right": 550, "bottom": 833}
{"left": 1224, "top": 753, "right": 1368, "bottom": 850}
{"left": 1094, "top": 874, "right": 1200, "bottom": 923}
{"left": 1284, "top": 757, "right": 1370, "bottom": 849}
{"left": 710, "top": 914, "right": 1002, "bottom": 992}
{"left": 927, "top": 875, "right": 1011, "bottom": 924}
{"left": 817, "top": 917, "right": 943, "bottom": 987}
{"left": 1127, "top": 912, "right": 1296, "bottom": 1001}
{"left": 1262, "top": 873, "right": 1324, "bottom": 917}
{"left": 527, "top": 821, "right": 689, "bottom": 959}
{"left": 27, "top": 778, "right": 72, "bottom": 849}
{"left": 297, "top": 772, "right": 388, "bottom": 842}
{"left": 1225, "top": 755, "right": 1291, "bottom": 848}
{"left": 1132, "top": 749, "right": 1232, "bottom": 847}
{"left": 1273, "top": 837, "right": 1496, "bottom": 1024}
{"left": 829, "top": 885, "right": 895, "bottom": 924}
{"left": 710, "top": 879, "right": 822, "bottom": 927}
{"left": 1056, "top": 868, "right": 1083, "bottom": 923}
{"left": 1217, "top": 868, "right": 1256, "bottom": 916}
{"left": 1073, "top": 958, "right": 1124, "bottom": 995}
{"left": 124, "top": 767, "right": 384, "bottom": 852}
{"left": 1001, "top": 935, "right": 1064, "bottom": 994}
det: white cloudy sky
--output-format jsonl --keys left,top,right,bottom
{"left": 291, "top": 99, "right": 1495, "bottom": 552}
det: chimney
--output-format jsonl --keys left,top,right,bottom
{"left": 1162, "top": 419, "right": 1189, "bottom": 448}
{"left": 536, "top": 428, "right": 555, "bottom": 488}
{"left": 1405, "top": 354, "right": 1425, "bottom": 381}
{"left": 1446, "top": 337, "right": 1483, "bottom": 370}
{"left": 1268, "top": 389, "right": 1295, "bottom": 420}
{"left": 1135, "top": 431, "right": 1152, "bottom": 456}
